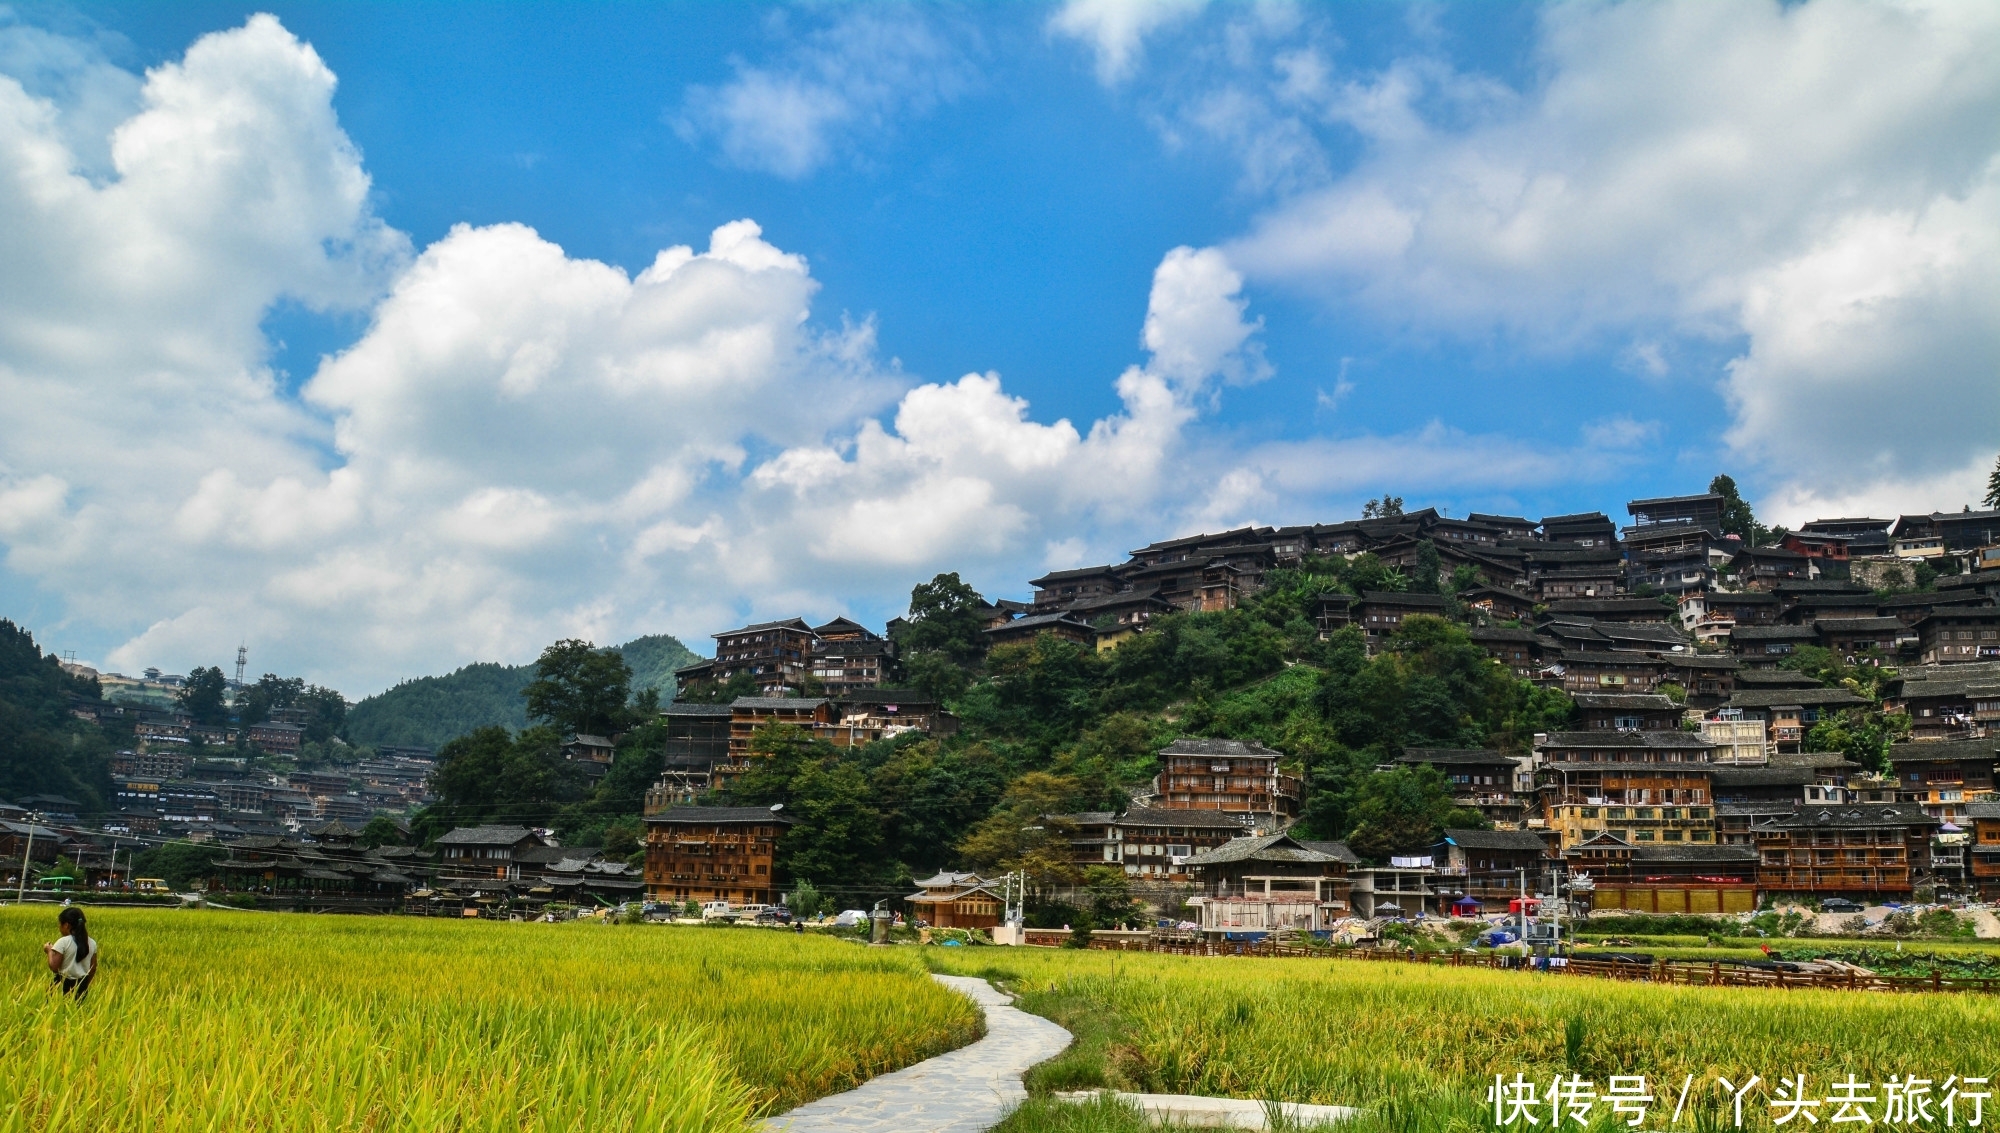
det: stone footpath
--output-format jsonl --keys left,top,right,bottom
{"left": 761, "top": 974, "right": 1073, "bottom": 1133}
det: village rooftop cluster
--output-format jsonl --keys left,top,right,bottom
{"left": 8, "top": 492, "right": 2000, "bottom": 933}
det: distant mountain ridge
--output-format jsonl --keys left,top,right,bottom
{"left": 343, "top": 634, "right": 701, "bottom": 750}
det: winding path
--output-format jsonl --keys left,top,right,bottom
{"left": 762, "top": 974, "right": 1073, "bottom": 1133}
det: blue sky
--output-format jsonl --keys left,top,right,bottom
{"left": 1, "top": 1, "right": 1996, "bottom": 692}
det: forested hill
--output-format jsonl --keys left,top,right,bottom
{"left": 344, "top": 633, "right": 699, "bottom": 749}
{"left": 0, "top": 619, "right": 117, "bottom": 809}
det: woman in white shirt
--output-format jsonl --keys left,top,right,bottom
{"left": 44, "top": 907, "right": 97, "bottom": 1000}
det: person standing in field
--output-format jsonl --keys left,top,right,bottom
{"left": 44, "top": 907, "right": 97, "bottom": 1000}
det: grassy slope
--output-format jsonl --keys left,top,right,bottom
{"left": 0, "top": 908, "right": 976, "bottom": 1131}
{"left": 344, "top": 633, "right": 700, "bottom": 749}
{"left": 930, "top": 946, "right": 2000, "bottom": 1130}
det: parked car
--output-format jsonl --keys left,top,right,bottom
{"left": 832, "top": 909, "right": 869, "bottom": 927}
{"left": 754, "top": 907, "right": 791, "bottom": 925}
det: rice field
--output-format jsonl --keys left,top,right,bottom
{"left": 0, "top": 906, "right": 980, "bottom": 1133}
{"left": 932, "top": 947, "right": 2000, "bottom": 1131}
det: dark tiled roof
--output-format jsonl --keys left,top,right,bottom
{"left": 1725, "top": 688, "right": 1870, "bottom": 709}
{"left": 1710, "top": 766, "right": 1814, "bottom": 788}
{"left": 1544, "top": 599, "right": 1675, "bottom": 616}
{"left": 1735, "top": 670, "right": 1823, "bottom": 688}
{"left": 1765, "top": 804, "right": 1939, "bottom": 830}
{"left": 1731, "top": 626, "right": 1817, "bottom": 641}
{"left": 1631, "top": 844, "right": 1757, "bottom": 862}
{"left": 1537, "top": 731, "right": 1713, "bottom": 749}
{"left": 1296, "top": 840, "right": 1362, "bottom": 864}
{"left": 646, "top": 806, "right": 797, "bottom": 826}
{"left": 1441, "top": 828, "right": 1547, "bottom": 852}
{"left": 1400, "top": 747, "right": 1515, "bottom": 766}
{"left": 1572, "top": 693, "right": 1679, "bottom": 711}
{"left": 435, "top": 825, "right": 536, "bottom": 846}
{"left": 1469, "top": 627, "right": 1538, "bottom": 643}
{"left": 1358, "top": 591, "right": 1448, "bottom": 608}
{"left": 1114, "top": 807, "right": 1253, "bottom": 829}
{"left": 1768, "top": 751, "right": 1861, "bottom": 770}
{"left": 663, "top": 702, "right": 734, "bottom": 716}
{"left": 1160, "top": 738, "right": 1281, "bottom": 757}
{"left": 1883, "top": 740, "right": 2000, "bottom": 764}
{"left": 1030, "top": 565, "right": 1123, "bottom": 584}
{"left": 1185, "top": 833, "right": 1342, "bottom": 866}
{"left": 730, "top": 697, "right": 830, "bottom": 710}
{"left": 983, "top": 612, "right": 1096, "bottom": 634}
{"left": 716, "top": 618, "right": 813, "bottom": 636}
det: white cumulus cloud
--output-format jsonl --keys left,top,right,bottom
{"left": 1212, "top": 0, "right": 2000, "bottom": 505}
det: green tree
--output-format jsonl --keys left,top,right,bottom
{"left": 1986, "top": 452, "right": 2000, "bottom": 510}
{"left": 1362, "top": 496, "right": 1405, "bottom": 519}
{"left": 132, "top": 842, "right": 226, "bottom": 890}
{"left": 236, "top": 674, "right": 305, "bottom": 726}
{"left": 787, "top": 879, "right": 828, "bottom": 919}
{"left": 414, "top": 725, "right": 585, "bottom": 839}
{"left": 1710, "top": 474, "right": 1766, "bottom": 543}
{"left": 902, "top": 650, "right": 971, "bottom": 703}
{"left": 1343, "top": 765, "right": 1488, "bottom": 861}
{"left": 523, "top": 639, "right": 633, "bottom": 737}
{"left": 298, "top": 684, "right": 348, "bottom": 744}
{"left": 676, "top": 670, "right": 759, "bottom": 705}
{"left": 896, "top": 573, "right": 989, "bottom": 664}
{"left": 357, "top": 814, "right": 404, "bottom": 848}
{"left": 1410, "top": 539, "right": 1442, "bottom": 594}
{"left": 0, "top": 620, "right": 116, "bottom": 811}
{"left": 175, "top": 666, "right": 231, "bottom": 725}
{"left": 1805, "top": 710, "right": 1901, "bottom": 775}
{"left": 1082, "top": 864, "right": 1145, "bottom": 930}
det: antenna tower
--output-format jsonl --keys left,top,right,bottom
{"left": 235, "top": 643, "right": 247, "bottom": 687}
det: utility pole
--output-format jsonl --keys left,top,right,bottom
{"left": 1550, "top": 862, "right": 1563, "bottom": 961}
{"left": 17, "top": 822, "right": 34, "bottom": 902}
{"left": 1517, "top": 867, "right": 1528, "bottom": 958}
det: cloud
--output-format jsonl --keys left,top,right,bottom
{"left": 740, "top": 239, "right": 1269, "bottom": 572}
{"left": 1049, "top": 0, "right": 1207, "bottom": 85}
{"left": 676, "top": 9, "right": 973, "bottom": 177}
{"left": 1580, "top": 416, "right": 1660, "bottom": 450}
{"left": 1207, "top": 0, "right": 2000, "bottom": 503}
{"left": 0, "top": 15, "right": 1278, "bottom": 693}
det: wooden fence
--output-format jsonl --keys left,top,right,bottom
{"left": 1051, "top": 935, "right": 2000, "bottom": 995}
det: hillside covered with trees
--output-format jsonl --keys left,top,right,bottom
{"left": 0, "top": 620, "right": 119, "bottom": 810}
{"left": 345, "top": 633, "right": 698, "bottom": 749}
{"left": 418, "top": 557, "right": 1581, "bottom": 903}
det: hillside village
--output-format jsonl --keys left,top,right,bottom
{"left": 7, "top": 482, "right": 2000, "bottom": 937}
